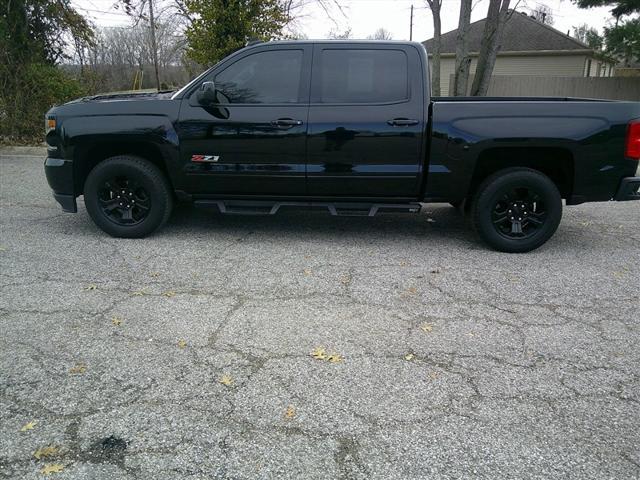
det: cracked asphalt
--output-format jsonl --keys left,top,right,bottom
{"left": 1, "top": 149, "right": 639, "bottom": 479}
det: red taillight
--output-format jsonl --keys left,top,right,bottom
{"left": 625, "top": 120, "right": 640, "bottom": 160}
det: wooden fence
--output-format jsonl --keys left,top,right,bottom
{"left": 450, "top": 75, "right": 640, "bottom": 100}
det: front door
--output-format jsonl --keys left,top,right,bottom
{"left": 306, "top": 43, "right": 425, "bottom": 198}
{"left": 177, "top": 46, "right": 312, "bottom": 196}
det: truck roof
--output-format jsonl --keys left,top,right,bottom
{"left": 244, "top": 39, "right": 425, "bottom": 47}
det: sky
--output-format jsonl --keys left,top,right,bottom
{"left": 71, "top": 0, "right": 615, "bottom": 42}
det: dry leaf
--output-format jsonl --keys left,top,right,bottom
{"left": 399, "top": 261, "right": 408, "bottom": 267}
{"left": 40, "top": 464, "right": 64, "bottom": 475}
{"left": 340, "top": 274, "right": 351, "bottom": 286}
{"left": 83, "top": 284, "right": 97, "bottom": 291}
{"left": 34, "top": 446, "right": 59, "bottom": 460}
{"left": 428, "top": 371, "right": 440, "bottom": 380}
{"left": 404, "top": 353, "right": 415, "bottom": 361}
{"left": 406, "top": 287, "right": 417, "bottom": 295}
{"left": 69, "top": 364, "right": 87, "bottom": 375}
{"left": 163, "top": 291, "right": 176, "bottom": 297}
{"left": 285, "top": 405, "right": 296, "bottom": 419}
{"left": 220, "top": 375, "right": 233, "bottom": 386}
{"left": 131, "top": 289, "right": 146, "bottom": 296}
{"left": 177, "top": 339, "right": 187, "bottom": 349}
{"left": 303, "top": 269, "right": 312, "bottom": 276}
{"left": 420, "top": 323, "right": 434, "bottom": 333}
{"left": 312, "top": 347, "right": 342, "bottom": 363}
{"left": 613, "top": 267, "right": 629, "bottom": 278}
{"left": 327, "top": 353, "right": 343, "bottom": 363}
{"left": 20, "top": 420, "right": 37, "bottom": 432}
{"left": 111, "top": 316, "right": 122, "bottom": 326}
{"left": 311, "top": 347, "right": 327, "bottom": 360}
{"left": 150, "top": 272, "right": 161, "bottom": 278}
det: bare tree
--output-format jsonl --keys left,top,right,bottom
{"left": 452, "top": 0, "right": 473, "bottom": 96}
{"left": 470, "top": 0, "right": 512, "bottom": 96}
{"left": 117, "top": 0, "right": 163, "bottom": 90}
{"left": 327, "top": 27, "right": 352, "bottom": 39}
{"left": 71, "top": 16, "right": 190, "bottom": 93}
{"left": 282, "top": 0, "right": 348, "bottom": 37}
{"left": 147, "top": 0, "right": 161, "bottom": 90}
{"left": 367, "top": 27, "right": 393, "bottom": 40}
{"left": 530, "top": 4, "right": 554, "bottom": 25}
{"left": 572, "top": 24, "right": 604, "bottom": 49}
{"left": 425, "top": 0, "right": 443, "bottom": 96}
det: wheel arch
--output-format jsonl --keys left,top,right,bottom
{"left": 468, "top": 147, "right": 575, "bottom": 201}
{"left": 74, "top": 140, "right": 174, "bottom": 195}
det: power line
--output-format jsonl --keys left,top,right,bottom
{"left": 74, "top": 6, "right": 131, "bottom": 17}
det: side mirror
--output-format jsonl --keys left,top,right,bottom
{"left": 196, "top": 81, "right": 217, "bottom": 104}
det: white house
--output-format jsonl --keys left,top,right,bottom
{"left": 423, "top": 11, "right": 615, "bottom": 96}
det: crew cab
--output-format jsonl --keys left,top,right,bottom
{"left": 44, "top": 40, "right": 640, "bottom": 252}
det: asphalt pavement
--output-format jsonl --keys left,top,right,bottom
{"left": 1, "top": 149, "right": 639, "bottom": 479}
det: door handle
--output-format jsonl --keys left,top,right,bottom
{"left": 387, "top": 118, "right": 419, "bottom": 127}
{"left": 271, "top": 118, "right": 303, "bottom": 128}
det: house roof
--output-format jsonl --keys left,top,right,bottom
{"left": 423, "top": 11, "right": 592, "bottom": 55}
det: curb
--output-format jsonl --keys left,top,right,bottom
{"left": 0, "top": 146, "right": 47, "bottom": 157}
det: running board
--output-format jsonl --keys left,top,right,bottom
{"left": 194, "top": 200, "right": 421, "bottom": 217}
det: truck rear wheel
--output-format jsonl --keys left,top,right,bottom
{"left": 471, "top": 168, "right": 562, "bottom": 253}
{"left": 84, "top": 155, "right": 173, "bottom": 238}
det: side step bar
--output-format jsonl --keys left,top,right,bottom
{"left": 194, "top": 200, "right": 421, "bottom": 217}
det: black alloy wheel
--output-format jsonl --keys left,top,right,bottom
{"left": 98, "top": 176, "right": 151, "bottom": 226}
{"left": 84, "top": 155, "right": 173, "bottom": 238}
{"left": 471, "top": 167, "right": 562, "bottom": 253}
{"left": 490, "top": 187, "right": 547, "bottom": 240}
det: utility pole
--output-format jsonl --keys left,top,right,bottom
{"left": 410, "top": 4, "right": 414, "bottom": 41}
{"left": 148, "top": 0, "right": 161, "bottom": 91}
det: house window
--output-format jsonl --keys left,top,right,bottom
{"left": 586, "top": 59, "right": 592, "bottom": 77}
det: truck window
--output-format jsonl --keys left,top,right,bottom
{"left": 319, "top": 49, "right": 408, "bottom": 104}
{"left": 214, "top": 49, "right": 304, "bottom": 104}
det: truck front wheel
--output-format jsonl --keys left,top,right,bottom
{"left": 471, "top": 168, "right": 562, "bottom": 253}
{"left": 84, "top": 155, "right": 173, "bottom": 238}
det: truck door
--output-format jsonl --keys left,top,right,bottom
{"left": 176, "top": 45, "right": 312, "bottom": 196}
{"left": 306, "top": 43, "right": 425, "bottom": 198}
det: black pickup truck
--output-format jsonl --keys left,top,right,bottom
{"left": 45, "top": 40, "right": 639, "bottom": 252}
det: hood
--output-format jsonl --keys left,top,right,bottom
{"left": 67, "top": 90, "right": 176, "bottom": 105}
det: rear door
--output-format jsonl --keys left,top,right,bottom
{"left": 177, "top": 45, "right": 311, "bottom": 196}
{"left": 306, "top": 43, "right": 425, "bottom": 198}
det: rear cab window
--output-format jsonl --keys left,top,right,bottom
{"left": 315, "top": 48, "right": 409, "bottom": 104}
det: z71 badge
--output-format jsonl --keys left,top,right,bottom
{"left": 191, "top": 154, "right": 220, "bottom": 163}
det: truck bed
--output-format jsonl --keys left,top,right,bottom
{"left": 425, "top": 98, "right": 640, "bottom": 204}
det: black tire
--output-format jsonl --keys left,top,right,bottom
{"left": 471, "top": 167, "right": 562, "bottom": 253}
{"left": 84, "top": 155, "right": 173, "bottom": 238}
